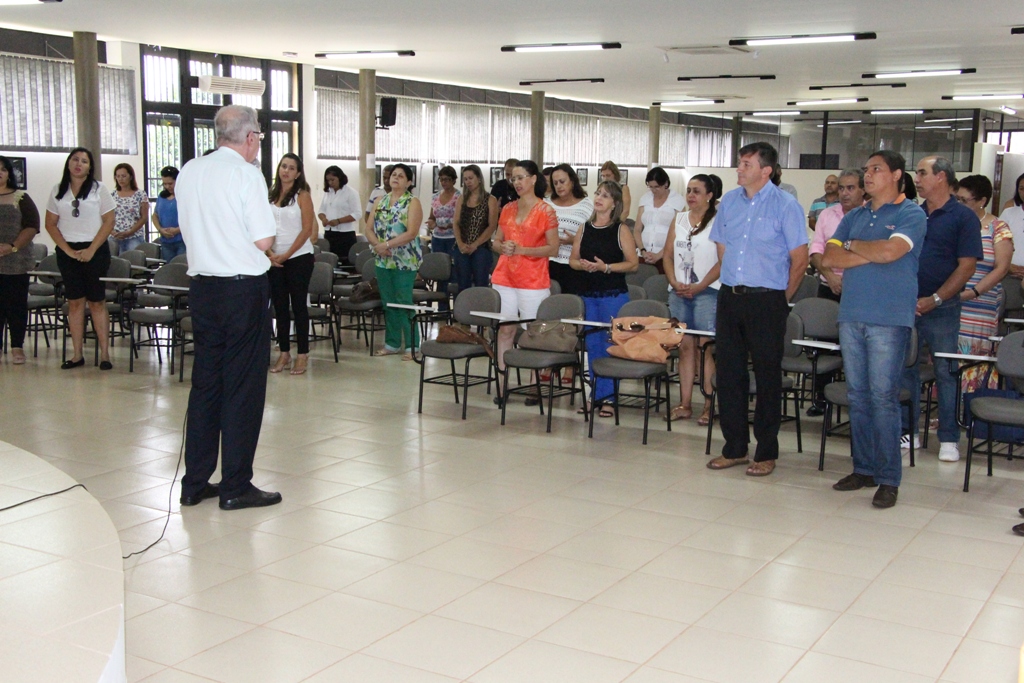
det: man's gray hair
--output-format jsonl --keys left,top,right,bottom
{"left": 928, "top": 156, "right": 957, "bottom": 186}
{"left": 214, "top": 105, "right": 259, "bottom": 145}
{"left": 839, "top": 168, "right": 864, "bottom": 189}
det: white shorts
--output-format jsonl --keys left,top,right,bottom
{"left": 493, "top": 284, "right": 550, "bottom": 324}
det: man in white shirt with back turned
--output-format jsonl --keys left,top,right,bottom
{"left": 175, "top": 104, "right": 283, "bottom": 511}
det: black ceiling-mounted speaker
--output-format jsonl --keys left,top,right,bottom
{"left": 379, "top": 97, "right": 397, "bottom": 128}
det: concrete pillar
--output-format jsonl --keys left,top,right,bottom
{"left": 530, "top": 91, "right": 545, "bottom": 164}
{"left": 73, "top": 31, "right": 103, "bottom": 179}
{"left": 648, "top": 105, "right": 661, "bottom": 169}
{"left": 358, "top": 68, "right": 376, "bottom": 229}
{"left": 730, "top": 115, "right": 743, "bottom": 167}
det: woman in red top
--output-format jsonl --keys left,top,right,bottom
{"left": 491, "top": 160, "right": 559, "bottom": 372}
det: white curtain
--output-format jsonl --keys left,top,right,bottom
{"left": 0, "top": 53, "right": 137, "bottom": 154}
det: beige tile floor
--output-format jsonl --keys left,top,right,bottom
{"left": 2, "top": 330, "right": 1024, "bottom": 683}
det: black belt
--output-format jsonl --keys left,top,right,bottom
{"left": 723, "top": 285, "right": 774, "bottom": 294}
{"left": 192, "top": 273, "right": 264, "bottom": 281}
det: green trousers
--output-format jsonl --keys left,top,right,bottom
{"left": 376, "top": 266, "right": 419, "bottom": 351}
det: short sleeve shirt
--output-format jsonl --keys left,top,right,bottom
{"left": 112, "top": 189, "right": 147, "bottom": 235}
{"left": 917, "top": 196, "right": 984, "bottom": 297}
{"left": 490, "top": 179, "right": 519, "bottom": 208}
{"left": 830, "top": 197, "right": 927, "bottom": 328}
{"left": 710, "top": 182, "right": 808, "bottom": 290}
{"left": 809, "top": 194, "right": 839, "bottom": 222}
{"left": 46, "top": 181, "right": 116, "bottom": 243}
{"left": 491, "top": 201, "right": 558, "bottom": 290}
{"left": 319, "top": 185, "right": 362, "bottom": 232}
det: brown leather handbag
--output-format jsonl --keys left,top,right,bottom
{"left": 436, "top": 324, "right": 494, "bottom": 359}
{"left": 518, "top": 319, "right": 580, "bottom": 354}
{"left": 607, "top": 316, "right": 686, "bottom": 363}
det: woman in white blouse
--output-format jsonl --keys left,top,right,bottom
{"left": 545, "top": 163, "right": 593, "bottom": 294}
{"left": 44, "top": 147, "right": 116, "bottom": 370}
{"left": 317, "top": 166, "right": 361, "bottom": 264}
{"left": 634, "top": 166, "right": 686, "bottom": 274}
{"left": 267, "top": 153, "right": 315, "bottom": 375}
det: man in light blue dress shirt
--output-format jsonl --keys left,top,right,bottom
{"left": 707, "top": 142, "right": 809, "bottom": 476}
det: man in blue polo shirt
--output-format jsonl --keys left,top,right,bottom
{"left": 707, "top": 142, "right": 808, "bottom": 477}
{"left": 823, "top": 150, "right": 927, "bottom": 508}
{"left": 901, "top": 156, "right": 982, "bottom": 463}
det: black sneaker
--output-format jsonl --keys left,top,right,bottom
{"left": 872, "top": 485, "right": 898, "bottom": 508}
{"left": 832, "top": 473, "right": 877, "bottom": 491}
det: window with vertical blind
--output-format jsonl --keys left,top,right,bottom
{"left": 0, "top": 52, "right": 138, "bottom": 154}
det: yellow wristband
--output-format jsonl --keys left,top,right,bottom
{"left": 826, "top": 239, "right": 843, "bottom": 247}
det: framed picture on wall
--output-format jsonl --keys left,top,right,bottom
{"left": 620, "top": 169, "right": 628, "bottom": 184}
{"left": 9, "top": 157, "right": 26, "bottom": 190}
{"left": 375, "top": 164, "right": 382, "bottom": 187}
{"left": 490, "top": 166, "right": 502, "bottom": 186}
{"left": 405, "top": 164, "right": 417, "bottom": 188}
{"left": 432, "top": 165, "right": 440, "bottom": 194}
{"left": 576, "top": 168, "right": 588, "bottom": 186}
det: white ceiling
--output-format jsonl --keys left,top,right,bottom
{"left": 3, "top": 0, "right": 1024, "bottom": 115}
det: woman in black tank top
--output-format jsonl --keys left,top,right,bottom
{"left": 569, "top": 180, "right": 639, "bottom": 417}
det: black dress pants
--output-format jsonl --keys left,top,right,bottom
{"left": 325, "top": 231, "right": 357, "bottom": 265}
{"left": 0, "top": 273, "right": 30, "bottom": 348}
{"left": 715, "top": 287, "right": 790, "bottom": 462}
{"left": 181, "top": 274, "right": 271, "bottom": 501}
{"left": 268, "top": 253, "right": 314, "bottom": 354}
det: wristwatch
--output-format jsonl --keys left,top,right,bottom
{"left": 932, "top": 292, "right": 943, "bottom": 306}
{"left": 842, "top": 240, "right": 852, "bottom": 251}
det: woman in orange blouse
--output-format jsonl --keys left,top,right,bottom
{"left": 491, "top": 160, "right": 559, "bottom": 372}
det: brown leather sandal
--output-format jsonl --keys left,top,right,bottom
{"left": 706, "top": 456, "right": 750, "bottom": 470}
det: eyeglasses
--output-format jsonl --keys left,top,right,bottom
{"left": 249, "top": 129, "right": 265, "bottom": 141}
{"left": 71, "top": 199, "right": 80, "bottom": 218}
{"left": 510, "top": 175, "right": 531, "bottom": 183}
{"left": 955, "top": 194, "right": 977, "bottom": 204}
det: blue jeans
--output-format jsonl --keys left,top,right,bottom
{"left": 901, "top": 299, "right": 960, "bottom": 443}
{"left": 453, "top": 245, "right": 492, "bottom": 291}
{"left": 584, "top": 292, "right": 630, "bottom": 403}
{"left": 114, "top": 234, "right": 146, "bottom": 254}
{"left": 840, "top": 322, "right": 911, "bottom": 487}
{"left": 161, "top": 240, "right": 187, "bottom": 262}
{"left": 668, "top": 288, "right": 718, "bottom": 331}
{"left": 429, "top": 236, "right": 456, "bottom": 309}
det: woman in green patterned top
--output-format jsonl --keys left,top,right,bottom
{"left": 366, "top": 163, "right": 423, "bottom": 359}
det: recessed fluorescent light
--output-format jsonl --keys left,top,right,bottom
{"left": 751, "top": 111, "right": 803, "bottom": 116}
{"left": 942, "top": 94, "right": 1024, "bottom": 101}
{"left": 1000, "top": 105, "right": 1018, "bottom": 115}
{"left": 790, "top": 98, "right": 868, "bottom": 106}
{"left": 677, "top": 74, "right": 775, "bottom": 81}
{"left": 816, "top": 120, "right": 863, "bottom": 127}
{"left": 656, "top": 99, "right": 724, "bottom": 106}
{"left": 730, "top": 32, "right": 876, "bottom": 47}
{"left": 870, "top": 110, "right": 924, "bottom": 115}
{"left": 501, "top": 42, "right": 621, "bottom": 53}
{"left": 915, "top": 125, "right": 951, "bottom": 130}
{"left": 519, "top": 78, "right": 604, "bottom": 86}
{"left": 864, "top": 68, "right": 975, "bottom": 79}
{"left": 0, "top": 0, "right": 60, "bottom": 4}
{"left": 315, "top": 50, "right": 415, "bottom": 58}
{"left": 810, "top": 82, "right": 906, "bottom": 90}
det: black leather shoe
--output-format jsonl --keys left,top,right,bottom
{"left": 806, "top": 401, "right": 826, "bottom": 417}
{"left": 1018, "top": 507, "right": 1024, "bottom": 518}
{"left": 833, "top": 473, "right": 877, "bottom": 491}
{"left": 1013, "top": 522, "right": 1024, "bottom": 536}
{"left": 872, "top": 485, "right": 899, "bottom": 508}
{"left": 99, "top": 360, "right": 113, "bottom": 371}
{"left": 61, "top": 358, "right": 85, "bottom": 370}
{"left": 219, "top": 487, "right": 282, "bottom": 511}
{"left": 180, "top": 483, "right": 219, "bottom": 507}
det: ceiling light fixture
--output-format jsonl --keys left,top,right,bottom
{"left": 655, "top": 99, "right": 724, "bottom": 106}
{"left": 999, "top": 105, "right": 1018, "bottom": 115}
{"left": 864, "top": 68, "right": 975, "bottom": 79}
{"left": 501, "top": 42, "right": 621, "bottom": 53}
{"left": 677, "top": 74, "right": 775, "bottom": 81}
{"left": 750, "top": 111, "right": 803, "bottom": 116}
{"left": 0, "top": 0, "right": 61, "bottom": 4}
{"left": 810, "top": 82, "right": 905, "bottom": 90}
{"left": 730, "top": 32, "right": 876, "bottom": 47}
{"left": 942, "top": 94, "right": 1024, "bottom": 101}
{"left": 315, "top": 50, "right": 415, "bottom": 58}
{"left": 1012, "top": 27, "right": 1024, "bottom": 35}
{"left": 870, "top": 110, "right": 924, "bottom": 115}
{"left": 924, "top": 117, "right": 972, "bottom": 123}
{"left": 519, "top": 78, "right": 604, "bottom": 86}
{"left": 789, "top": 97, "right": 868, "bottom": 106}
{"left": 816, "top": 120, "right": 863, "bottom": 127}
{"left": 915, "top": 125, "right": 951, "bottom": 130}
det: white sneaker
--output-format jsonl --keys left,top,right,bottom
{"left": 900, "top": 434, "right": 920, "bottom": 452}
{"left": 938, "top": 443, "right": 961, "bottom": 462}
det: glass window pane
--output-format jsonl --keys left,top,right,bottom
{"left": 270, "top": 65, "right": 296, "bottom": 111}
{"left": 270, "top": 120, "right": 296, "bottom": 166}
{"left": 145, "top": 113, "right": 181, "bottom": 197}
{"left": 142, "top": 53, "right": 180, "bottom": 103}
{"left": 230, "top": 59, "right": 263, "bottom": 110}
{"left": 194, "top": 118, "right": 216, "bottom": 157}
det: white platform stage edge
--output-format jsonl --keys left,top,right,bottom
{"left": 0, "top": 440, "right": 126, "bottom": 683}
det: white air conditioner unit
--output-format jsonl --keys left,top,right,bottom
{"left": 198, "top": 75, "right": 266, "bottom": 97}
